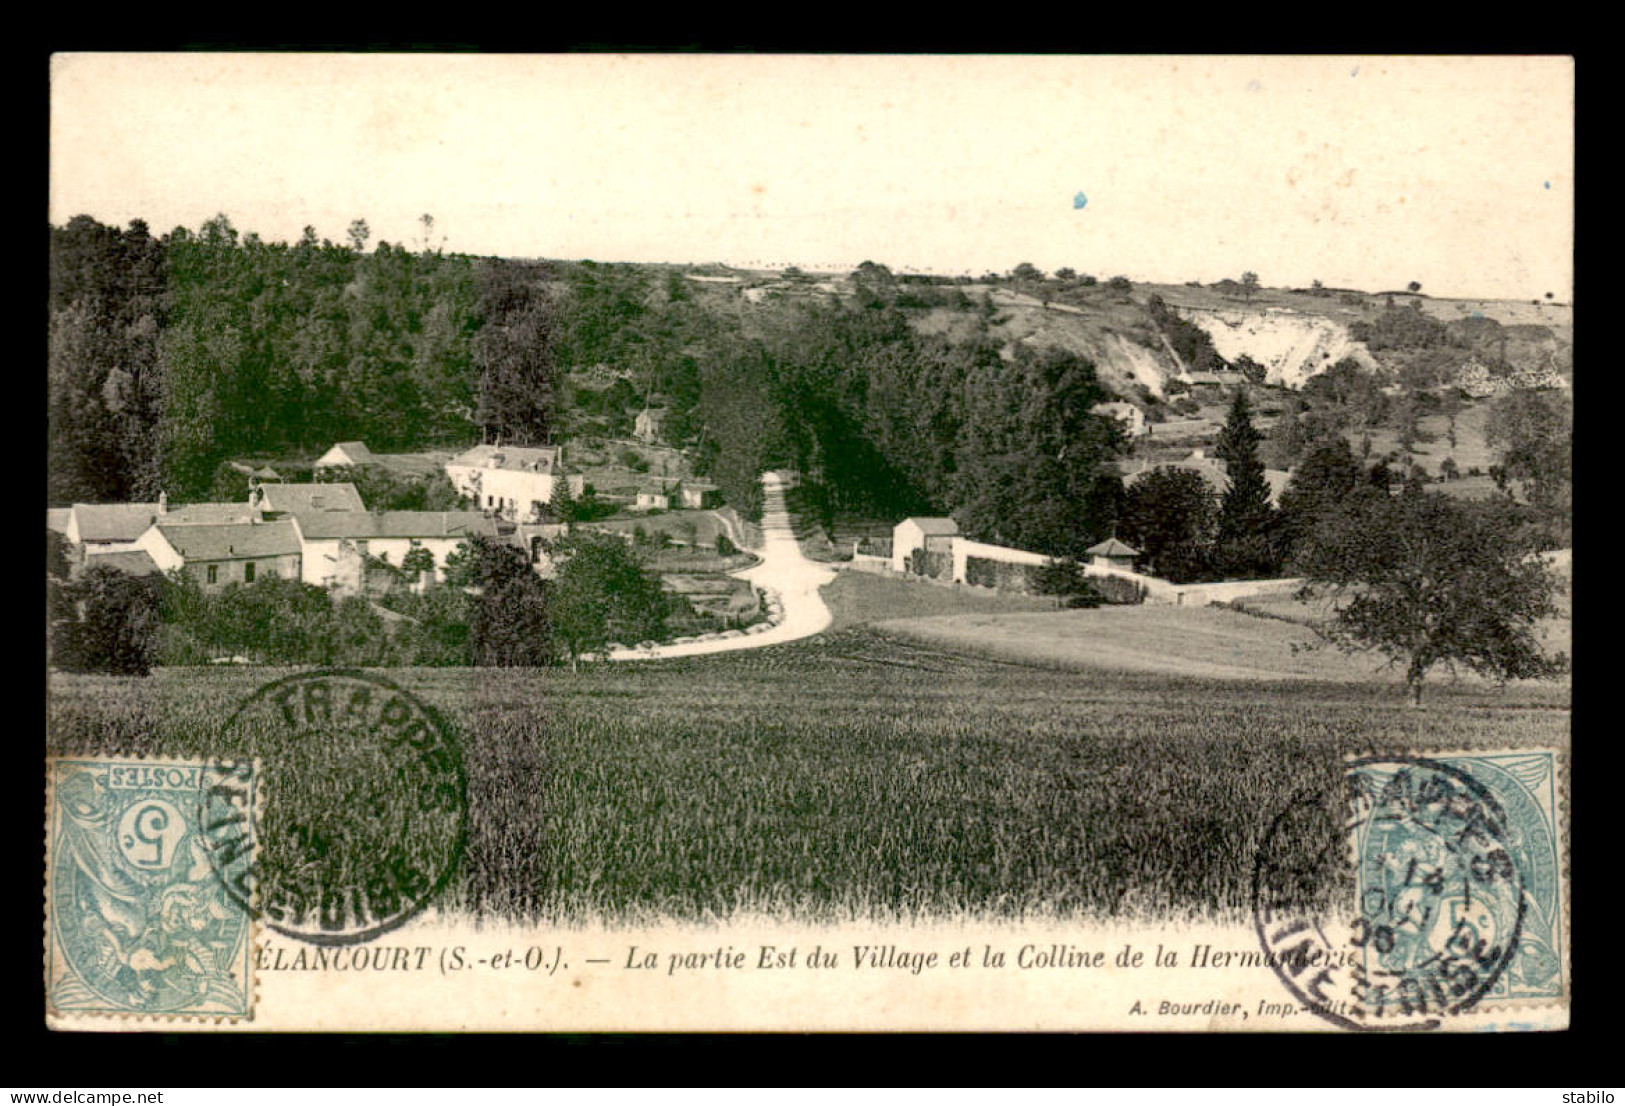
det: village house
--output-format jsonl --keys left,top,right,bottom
{"left": 1091, "top": 401, "right": 1148, "bottom": 439}
{"left": 444, "top": 444, "right": 585, "bottom": 523}
{"left": 313, "top": 441, "right": 377, "bottom": 470}
{"left": 136, "top": 519, "right": 303, "bottom": 591}
{"left": 634, "top": 408, "right": 668, "bottom": 443}
{"left": 892, "top": 517, "right": 960, "bottom": 574}
{"left": 679, "top": 482, "right": 723, "bottom": 510}
{"left": 60, "top": 496, "right": 261, "bottom": 565}
{"left": 289, "top": 510, "right": 502, "bottom": 591}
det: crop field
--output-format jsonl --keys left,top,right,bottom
{"left": 46, "top": 627, "right": 1568, "bottom": 928}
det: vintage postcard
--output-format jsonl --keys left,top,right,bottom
{"left": 45, "top": 53, "right": 1572, "bottom": 1032}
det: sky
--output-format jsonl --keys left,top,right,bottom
{"left": 49, "top": 54, "right": 1573, "bottom": 301}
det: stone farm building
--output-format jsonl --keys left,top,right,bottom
{"left": 444, "top": 444, "right": 585, "bottom": 523}
{"left": 634, "top": 408, "right": 668, "bottom": 443}
{"left": 291, "top": 510, "right": 500, "bottom": 589}
{"left": 59, "top": 497, "right": 260, "bottom": 564}
{"left": 680, "top": 482, "right": 722, "bottom": 509}
{"left": 54, "top": 481, "right": 511, "bottom": 596}
{"left": 634, "top": 488, "right": 671, "bottom": 512}
{"left": 138, "top": 520, "right": 303, "bottom": 589}
{"left": 891, "top": 517, "right": 960, "bottom": 573}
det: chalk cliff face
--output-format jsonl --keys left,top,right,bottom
{"left": 1093, "top": 332, "right": 1172, "bottom": 399}
{"left": 1177, "top": 307, "right": 1378, "bottom": 389}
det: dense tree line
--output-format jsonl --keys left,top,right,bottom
{"left": 48, "top": 217, "right": 167, "bottom": 504}
{"left": 48, "top": 214, "right": 537, "bottom": 504}
{"left": 677, "top": 279, "right": 1128, "bottom": 557}
{"left": 48, "top": 221, "right": 1148, "bottom": 556}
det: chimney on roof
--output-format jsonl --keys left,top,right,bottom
{"left": 158, "top": 490, "right": 168, "bottom": 516}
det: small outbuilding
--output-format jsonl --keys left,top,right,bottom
{"left": 1085, "top": 537, "right": 1139, "bottom": 571}
{"left": 634, "top": 408, "right": 668, "bottom": 444}
{"left": 892, "top": 516, "right": 960, "bottom": 574}
{"left": 679, "top": 482, "right": 723, "bottom": 510}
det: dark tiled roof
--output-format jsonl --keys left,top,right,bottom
{"left": 161, "top": 503, "right": 261, "bottom": 526}
{"left": 447, "top": 444, "right": 563, "bottom": 474}
{"left": 82, "top": 550, "right": 161, "bottom": 577}
{"left": 69, "top": 502, "right": 259, "bottom": 542}
{"left": 70, "top": 503, "right": 160, "bottom": 543}
{"left": 900, "top": 517, "right": 960, "bottom": 536}
{"left": 1086, "top": 538, "right": 1139, "bottom": 558}
{"left": 293, "top": 511, "right": 500, "bottom": 541}
{"left": 254, "top": 483, "right": 366, "bottom": 514}
{"left": 155, "top": 521, "right": 302, "bottom": 561}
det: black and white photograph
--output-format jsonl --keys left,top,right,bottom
{"left": 43, "top": 53, "right": 1571, "bottom": 1032}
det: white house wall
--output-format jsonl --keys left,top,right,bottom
{"left": 447, "top": 466, "right": 586, "bottom": 519}
{"left": 134, "top": 527, "right": 184, "bottom": 573}
{"left": 892, "top": 521, "right": 923, "bottom": 572}
{"left": 301, "top": 536, "right": 474, "bottom": 586}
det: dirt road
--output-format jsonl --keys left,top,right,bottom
{"left": 607, "top": 472, "right": 836, "bottom": 660}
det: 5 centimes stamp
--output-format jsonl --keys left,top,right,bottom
{"left": 45, "top": 756, "right": 258, "bottom": 1023}
{"left": 211, "top": 670, "right": 467, "bottom": 945}
{"left": 1252, "top": 749, "right": 1567, "bottom": 1031}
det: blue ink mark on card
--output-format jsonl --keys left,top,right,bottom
{"left": 1073, "top": 192, "right": 1088, "bottom": 210}
{"left": 1545, "top": 181, "right": 1551, "bottom": 189}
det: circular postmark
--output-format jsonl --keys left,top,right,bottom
{"left": 1252, "top": 755, "right": 1525, "bottom": 1031}
{"left": 199, "top": 670, "right": 467, "bottom": 945}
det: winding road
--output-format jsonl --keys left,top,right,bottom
{"left": 607, "top": 472, "right": 836, "bottom": 660}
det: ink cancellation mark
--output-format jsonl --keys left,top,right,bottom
{"left": 1252, "top": 750, "right": 1564, "bottom": 1031}
{"left": 209, "top": 669, "right": 467, "bottom": 946}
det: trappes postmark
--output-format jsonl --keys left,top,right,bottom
{"left": 46, "top": 756, "right": 258, "bottom": 1023}
{"left": 1253, "top": 750, "right": 1566, "bottom": 1031}
{"left": 211, "top": 670, "right": 467, "bottom": 945}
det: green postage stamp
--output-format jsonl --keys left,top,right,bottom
{"left": 45, "top": 756, "right": 259, "bottom": 1024}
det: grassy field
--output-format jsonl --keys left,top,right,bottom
{"left": 878, "top": 601, "right": 1572, "bottom": 689}
{"left": 821, "top": 568, "right": 1058, "bottom": 630}
{"left": 873, "top": 606, "right": 1378, "bottom": 682}
{"left": 1226, "top": 563, "right": 1572, "bottom": 659}
{"left": 47, "top": 626, "right": 1568, "bottom": 928}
